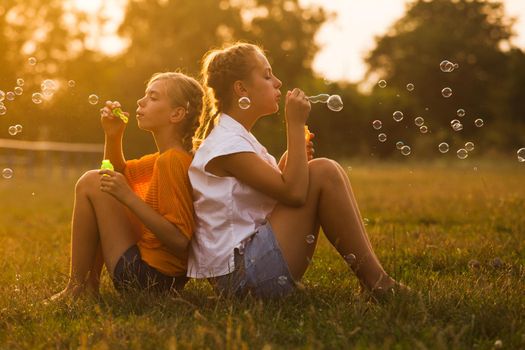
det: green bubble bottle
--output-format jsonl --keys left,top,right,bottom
{"left": 100, "top": 159, "right": 114, "bottom": 176}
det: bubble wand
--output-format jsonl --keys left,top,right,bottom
{"left": 112, "top": 108, "right": 129, "bottom": 123}
{"left": 306, "top": 94, "right": 344, "bottom": 112}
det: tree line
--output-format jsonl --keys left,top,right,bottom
{"left": 0, "top": 0, "right": 523, "bottom": 160}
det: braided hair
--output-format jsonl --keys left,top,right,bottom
{"left": 148, "top": 72, "right": 204, "bottom": 153}
{"left": 192, "top": 42, "right": 264, "bottom": 151}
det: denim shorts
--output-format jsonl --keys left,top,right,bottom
{"left": 213, "top": 221, "right": 295, "bottom": 299}
{"left": 112, "top": 245, "right": 188, "bottom": 293}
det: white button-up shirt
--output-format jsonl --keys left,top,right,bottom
{"left": 187, "top": 114, "right": 279, "bottom": 278}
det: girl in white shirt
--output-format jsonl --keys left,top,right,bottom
{"left": 189, "top": 42, "right": 408, "bottom": 300}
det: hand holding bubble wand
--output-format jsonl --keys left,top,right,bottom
{"left": 112, "top": 107, "right": 128, "bottom": 123}
{"left": 303, "top": 93, "right": 343, "bottom": 147}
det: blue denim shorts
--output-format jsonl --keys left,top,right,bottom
{"left": 112, "top": 245, "right": 188, "bottom": 293}
{"left": 213, "top": 221, "right": 295, "bottom": 299}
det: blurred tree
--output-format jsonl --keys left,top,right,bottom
{"left": 363, "top": 0, "right": 521, "bottom": 157}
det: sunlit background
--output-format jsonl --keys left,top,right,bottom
{"left": 1, "top": 0, "right": 524, "bottom": 170}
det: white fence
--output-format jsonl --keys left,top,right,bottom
{"left": 0, "top": 138, "right": 104, "bottom": 178}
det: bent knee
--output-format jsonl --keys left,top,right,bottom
{"left": 308, "top": 158, "right": 344, "bottom": 184}
{"left": 75, "top": 169, "right": 100, "bottom": 194}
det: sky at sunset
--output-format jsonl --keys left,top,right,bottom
{"left": 73, "top": 0, "right": 525, "bottom": 83}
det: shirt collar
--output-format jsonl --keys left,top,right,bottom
{"left": 218, "top": 113, "right": 252, "bottom": 137}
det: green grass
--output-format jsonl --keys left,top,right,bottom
{"left": 1, "top": 160, "right": 524, "bottom": 349}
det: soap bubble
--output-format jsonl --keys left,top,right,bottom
{"left": 438, "top": 142, "right": 450, "bottom": 153}
{"left": 68, "top": 80, "right": 76, "bottom": 88}
{"left": 372, "top": 120, "right": 382, "bottom": 130}
{"left": 41, "top": 79, "right": 58, "bottom": 92}
{"left": 393, "top": 111, "right": 404, "bottom": 122}
{"left": 308, "top": 94, "right": 329, "bottom": 103}
{"left": 327, "top": 95, "right": 343, "bottom": 112}
{"left": 474, "top": 118, "right": 484, "bottom": 127}
{"left": 517, "top": 148, "right": 525, "bottom": 162}
{"left": 452, "top": 122, "right": 463, "bottom": 131}
{"left": 419, "top": 125, "right": 428, "bottom": 133}
{"left": 14, "top": 87, "right": 23, "bottom": 95}
{"left": 15, "top": 124, "right": 22, "bottom": 133}
{"left": 2, "top": 168, "right": 13, "bottom": 179}
{"left": 457, "top": 148, "right": 468, "bottom": 159}
{"left": 396, "top": 141, "right": 404, "bottom": 150}
{"left": 32, "top": 92, "right": 44, "bottom": 104}
{"left": 344, "top": 253, "right": 357, "bottom": 266}
{"left": 8, "top": 126, "right": 17, "bottom": 135}
{"left": 378, "top": 80, "right": 387, "bottom": 88}
{"left": 0, "top": 105, "right": 6, "bottom": 115}
{"left": 457, "top": 109, "right": 466, "bottom": 117}
{"left": 277, "top": 275, "right": 288, "bottom": 286}
{"left": 401, "top": 145, "right": 411, "bottom": 156}
{"left": 378, "top": 133, "right": 387, "bottom": 142}
{"left": 16, "top": 78, "right": 24, "bottom": 86}
{"left": 441, "top": 87, "right": 453, "bottom": 98}
{"left": 465, "top": 142, "right": 475, "bottom": 152}
{"left": 238, "top": 96, "right": 251, "bottom": 109}
{"left": 440, "top": 60, "right": 455, "bottom": 72}
{"left": 406, "top": 83, "right": 415, "bottom": 91}
{"left": 28, "top": 57, "right": 37, "bottom": 65}
{"left": 6, "top": 92, "right": 15, "bottom": 101}
{"left": 88, "top": 94, "right": 99, "bottom": 105}
{"left": 305, "top": 235, "right": 315, "bottom": 244}
{"left": 414, "top": 117, "right": 424, "bottom": 126}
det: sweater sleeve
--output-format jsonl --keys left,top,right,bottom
{"left": 156, "top": 151, "right": 195, "bottom": 240}
{"left": 124, "top": 153, "right": 158, "bottom": 196}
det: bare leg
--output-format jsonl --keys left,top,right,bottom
{"left": 50, "top": 170, "right": 140, "bottom": 300}
{"left": 269, "top": 158, "right": 394, "bottom": 291}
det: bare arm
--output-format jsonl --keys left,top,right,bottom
{"left": 101, "top": 101, "right": 128, "bottom": 172}
{"left": 99, "top": 170, "right": 189, "bottom": 255}
{"left": 209, "top": 89, "right": 311, "bottom": 207}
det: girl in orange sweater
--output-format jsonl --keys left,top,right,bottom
{"left": 50, "top": 72, "right": 203, "bottom": 299}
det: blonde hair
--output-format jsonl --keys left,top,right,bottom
{"left": 192, "top": 42, "right": 264, "bottom": 151}
{"left": 148, "top": 72, "right": 204, "bottom": 152}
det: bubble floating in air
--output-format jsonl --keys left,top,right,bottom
{"left": 32, "top": 93, "right": 43, "bottom": 104}
{"left": 474, "top": 118, "right": 484, "bottom": 127}
{"left": 2, "top": 168, "right": 13, "bottom": 179}
{"left": 238, "top": 96, "right": 250, "bottom": 109}
{"left": 441, "top": 87, "right": 453, "bottom": 98}
{"left": 438, "top": 142, "right": 450, "bottom": 153}
{"left": 517, "top": 148, "right": 525, "bottom": 162}
{"left": 393, "top": 111, "right": 404, "bottom": 122}
{"left": 401, "top": 145, "right": 411, "bottom": 156}
{"left": 88, "top": 94, "right": 99, "bottom": 105}
{"left": 457, "top": 148, "right": 468, "bottom": 159}
{"left": 305, "top": 235, "right": 315, "bottom": 244}
{"left": 372, "top": 120, "right": 382, "bottom": 130}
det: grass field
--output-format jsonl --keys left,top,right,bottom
{"left": 0, "top": 159, "right": 524, "bottom": 349}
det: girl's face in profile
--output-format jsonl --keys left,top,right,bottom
{"left": 136, "top": 80, "right": 175, "bottom": 132}
{"left": 244, "top": 51, "right": 282, "bottom": 116}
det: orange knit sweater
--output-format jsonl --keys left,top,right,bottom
{"left": 124, "top": 149, "right": 194, "bottom": 276}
